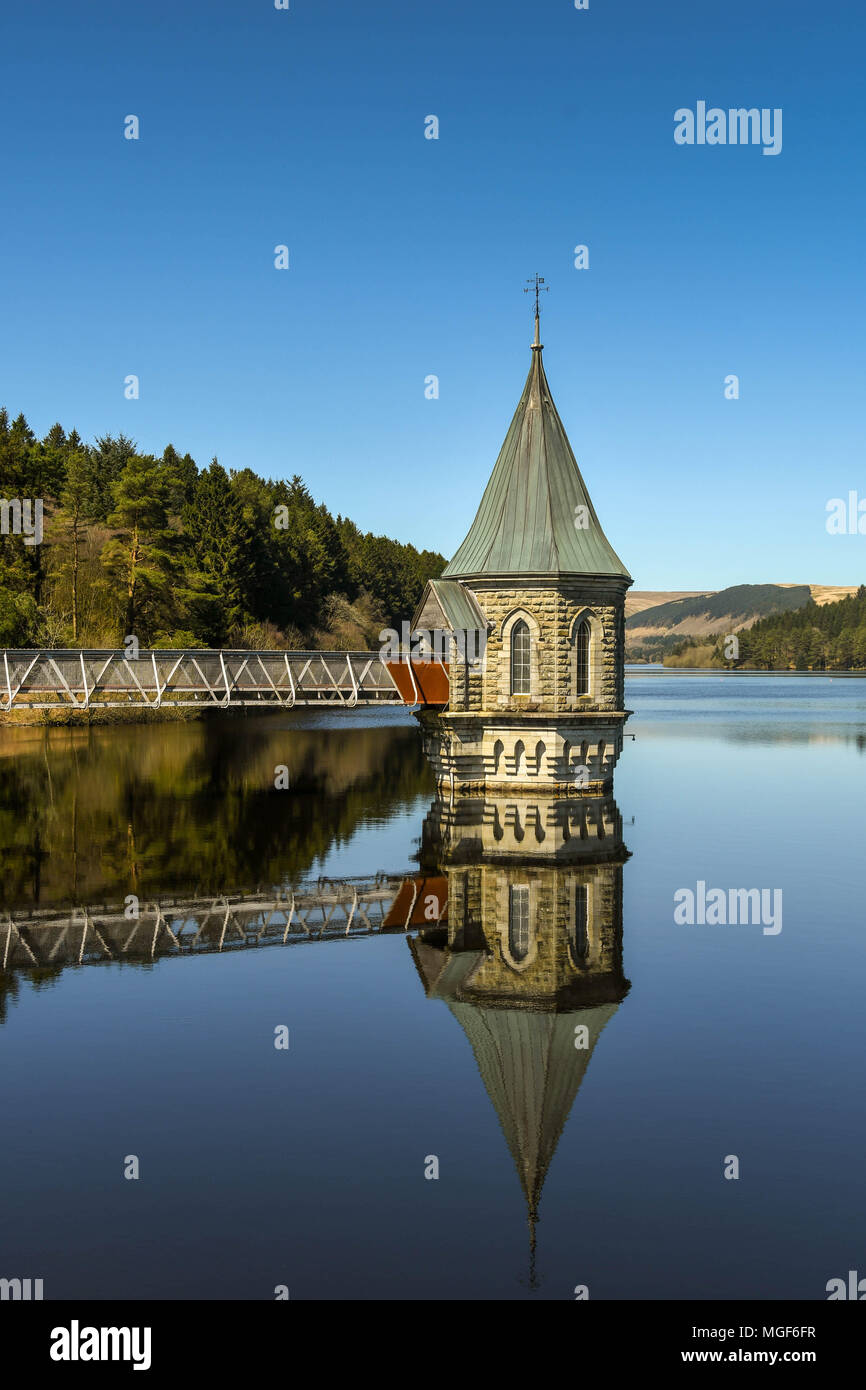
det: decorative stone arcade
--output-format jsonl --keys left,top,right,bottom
{"left": 415, "top": 303, "right": 633, "bottom": 794}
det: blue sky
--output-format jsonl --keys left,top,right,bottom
{"left": 1, "top": 0, "right": 864, "bottom": 589}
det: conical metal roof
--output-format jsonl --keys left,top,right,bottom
{"left": 443, "top": 329, "right": 632, "bottom": 583}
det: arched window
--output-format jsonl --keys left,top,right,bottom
{"left": 508, "top": 884, "right": 531, "bottom": 961}
{"left": 511, "top": 620, "right": 531, "bottom": 695}
{"left": 570, "top": 884, "right": 589, "bottom": 962}
{"left": 575, "top": 618, "right": 591, "bottom": 696}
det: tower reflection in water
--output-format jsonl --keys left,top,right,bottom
{"left": 412, "top": 793, "right": 630, "bottom": 1286}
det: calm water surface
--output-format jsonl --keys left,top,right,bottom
{"left": 1, "top": 675, "right": 864, "bottom": 1299}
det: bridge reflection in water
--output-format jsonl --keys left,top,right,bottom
{"left": 1, "top": 876, "right": 426, "bottom": 969}
{"left": 1, "top": 791, "right": 630, "bottom": 1287}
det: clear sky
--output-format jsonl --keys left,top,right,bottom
{"left": 1, "top": 0, "right": 864, "bottom": 589}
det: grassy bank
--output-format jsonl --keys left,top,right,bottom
{"left": 0, "top": 704, "right": 204, "bottom": 728}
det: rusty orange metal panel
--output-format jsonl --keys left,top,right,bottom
{"left": 385, "top": 661, "right": 449, "bottom": 706}
{"left": 383, "top": 877, "right": 449, "bottom": 929}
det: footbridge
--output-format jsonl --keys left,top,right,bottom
{"left": 0, "top": 649, "right": 449, "bottom": 712}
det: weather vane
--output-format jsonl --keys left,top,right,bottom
{"left": 524, "top": 273, "right": 549, "bottom": 319}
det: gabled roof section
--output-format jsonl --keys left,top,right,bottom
{"left": 442, "top": 334, "right": 632, "bottom": 583}
{"left": 413, "top": 578, "right": 488, "bottom": 633}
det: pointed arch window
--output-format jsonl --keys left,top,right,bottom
{"left": 508, "top": 884, "right": 531, "bottom": 961}
{"left": 575, "top": 618, "right": 591, "bottom": 696}
{"left": 511, "top": 620, "right": 531, "bottom": 695}
{"left": 570, "top": 884, "right": 589, "bottom": 963}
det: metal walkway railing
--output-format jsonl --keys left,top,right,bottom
{"left": 1, "top": 649, "right": 404, "bottom": 711}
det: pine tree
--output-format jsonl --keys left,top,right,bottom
{"left": 101, "top": 456, "right": 179, "bottom": 641}
{"left": 90, "top": 434, "right": 138, "bottom": 521}
{"left": 36, "top": 422, "right": 76, "bottom": 500}
{"left": 161, "top": 445, "right": 198, "bottom": 510}
{"left": 183, "top": 461, "right": 260, "bottom": 640}
{"left": 59, "top": 449, "right": 93, "bottom": 642}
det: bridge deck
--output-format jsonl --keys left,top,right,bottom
{"left": 0, "top": 649, "right": 433, "bottom": 711}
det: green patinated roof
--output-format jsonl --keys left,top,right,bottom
{"left": 443, "top": 339, "right": 632, "bottom": 583}
{"left": 425, "top": 578, "right": 489, "bottom": 631}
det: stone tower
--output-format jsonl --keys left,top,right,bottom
{"left": 415, "top": 306, "right": 633, "bottom": 793}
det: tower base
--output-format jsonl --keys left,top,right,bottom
{"left": 417, "top": 709, "right": 631, "bottom": 795}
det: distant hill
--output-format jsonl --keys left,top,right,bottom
{"left": 667, "top": 586, "right": 866, "bottom": 670}
{"left": 626, "top": 584, "right": 859, "bottom": 661}
{"left": 624, "top": 591, "right": 709, "bottom": 619}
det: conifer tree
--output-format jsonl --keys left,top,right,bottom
{"left": 59, "top": 449, "right": 93, "bottom": 642}
{"left": 101, "top": 456, "right": 179, "bottom": 640}
{"left": 183, "top": 461, "right": 259, "bottom": 640}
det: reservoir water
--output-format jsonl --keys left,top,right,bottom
{"left": 1, "top": 673, "right": 864, "bottom": 1299}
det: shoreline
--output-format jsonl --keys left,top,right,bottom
{"left": 626, "top": 666, "right": 866, "bottom": 677}
{"left": 0, "top": 706, "right": 205, "bottom": 727}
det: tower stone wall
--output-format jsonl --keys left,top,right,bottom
{"left": 448, "top": 576, "right": 627, "bottom": 714}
